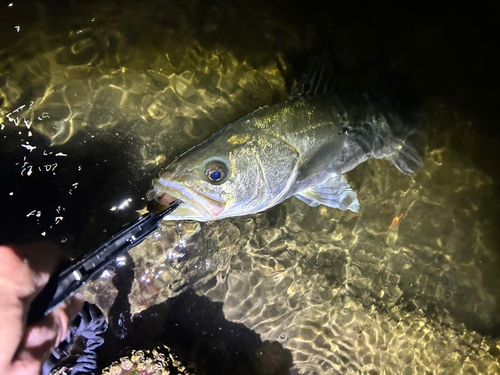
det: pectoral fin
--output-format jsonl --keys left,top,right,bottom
{"left": 297, "top": 135, "right": 347, "bottom": 181}
{"left": 294, "top": 174, "right": 360, "bottom": 212}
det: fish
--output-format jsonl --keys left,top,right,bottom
{"left": 148, "top": 64, "right": 423, "bottom": 222}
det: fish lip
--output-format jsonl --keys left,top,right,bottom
{"left": 153, "top": 178, "right": 225, "bottom": 219}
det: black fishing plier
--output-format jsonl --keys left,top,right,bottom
{"left": 27, "top": 200, "right": 181, "bottom": 325}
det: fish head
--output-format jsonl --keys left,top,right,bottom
{"left": 150, "top": 129, "right": 300, "bottom": 221}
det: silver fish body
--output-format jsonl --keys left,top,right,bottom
{"left": 150, "top": 94, "right": 423, "bottom": 221}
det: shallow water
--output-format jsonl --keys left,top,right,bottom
{"left": 1, "top": 0, "right": 500, "bottom": 374}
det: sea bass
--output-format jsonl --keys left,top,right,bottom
{"left": 149, "top": 79, "right": 423, "bottom": 221}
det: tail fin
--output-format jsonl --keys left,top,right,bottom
{"left": 386, "top": 112, "right": 425, "bottom": 174}
{"left": 347, "top": 107, "right": 424, "bottom": 175}
{"left": 369, "top": 101, "right": 425, "bottom": 175}
{"left": 389, "top": 137, "right": 424, "bottom": 175}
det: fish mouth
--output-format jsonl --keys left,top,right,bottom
{"left": 148, "top": 190, "right": 179, "bottom": 206}
{"left": 151, "top": 178, "right": 225, "bottom": 220}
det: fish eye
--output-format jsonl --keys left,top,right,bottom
{"left": 205, "top": 161, "right": 229, "bottom": 184}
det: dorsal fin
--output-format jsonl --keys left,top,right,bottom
{"left": 290, "top": 56, "right": 336, "bottom": 99}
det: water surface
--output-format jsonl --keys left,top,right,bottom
{"left": 1, "top": 1, "right": 500, "bottom": 374}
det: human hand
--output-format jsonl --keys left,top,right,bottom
{"left": 0, "top": 243, "right": 84, "bottom": 375}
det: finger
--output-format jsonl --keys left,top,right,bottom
{"left": 0, "top": 244, "right": 37, "bottom": 301}
{"left": 1, "top": 242, "right": 66, "bottom": 312}
{"left": 23, "top": 294, "right": 85, "bottom": 351}
{"left": 66, "top": 293, "right": 85, "bottom": 323}
{"left": 0, "top": 244, "right": 78, "bottom": 375}
{"left": 14, "top": 294, "right": 84, "bottom": 372}
{"left": 14, "top": 312, "right": 62, "bottom": 374}
{"left": 12, "top": 242, "right": 67, "bottom": 297}
{"left": 0, "top": 245, "right": 40, "bottom": 372}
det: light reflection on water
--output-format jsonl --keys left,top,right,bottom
{"left": 1, "top": 0, "right": 500, "bottom": 374}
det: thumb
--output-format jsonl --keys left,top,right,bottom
{"left": 12, "top": 294, "right": 84, "bottom": 374}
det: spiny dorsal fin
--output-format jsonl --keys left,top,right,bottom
{"left": 290, "top": 56, "right": 336, "bottom": 99}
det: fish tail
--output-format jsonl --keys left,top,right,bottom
{"left": 384, "top": 110, "right": 424, "bottom": 174}
{"left": 348, "top": 110, "right": 424, "bottom": 175}
{"left": 388, "top": 133, "right": 424, "bottom": 174}
{"left": 380, "top": 114, "right": 424, "bottom": 175}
